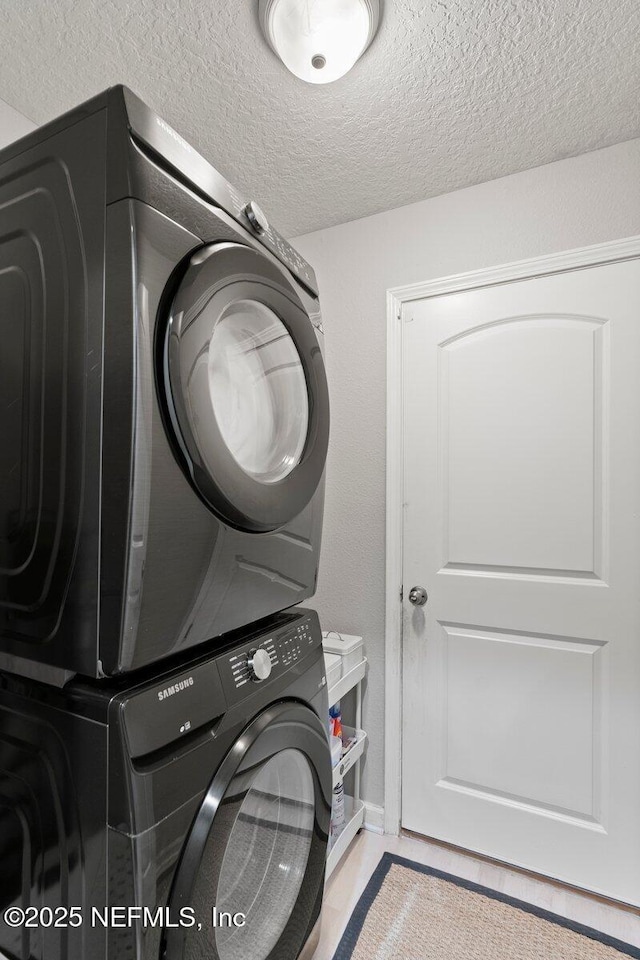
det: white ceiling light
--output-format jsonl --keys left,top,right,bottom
{"left": 259, "top": 0, "right": 381, "bottom": 85}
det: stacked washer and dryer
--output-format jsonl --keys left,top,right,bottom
{"left": 0, "top": 87, "right": 331, "bottom": 960}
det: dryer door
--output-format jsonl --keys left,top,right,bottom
{"left": 162, "top": 700, "right": 331, "bottom": 960}
{"left": 161, "top": 242, "right": 329, "bottom": 533}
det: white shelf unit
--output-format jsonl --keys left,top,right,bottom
{"left": 326, "top": 655, "right": 368, "bottom": 880}
{"left": 326, "top": 795, "right": 365, "bottom": 879}
{"left": 332, "top": 726, "right": 367, "bottom": 789}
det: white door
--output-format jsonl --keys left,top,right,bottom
{"left": 401, "top": 255, "right": 640, "bottom": 904}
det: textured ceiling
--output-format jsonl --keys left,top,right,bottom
{"left": 0, "top": 0, "right": 639, "bottom": 237}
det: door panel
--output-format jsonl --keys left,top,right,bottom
{"left": 401, "top": 257, "right": 640, "bottom": 903}
{"left": 439, "top": 624, "right": 603, "bottom": 820}
{"left": 440, "top": 316, "right": 605, "bottom": 576}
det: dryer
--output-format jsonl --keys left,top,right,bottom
{"left": 0, "top": 87, "right": 329, "bottom": 680}
{"left": 0, "top": 607, "right": 331, "bottom": 960}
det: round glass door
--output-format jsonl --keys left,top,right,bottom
{"left": 206, "top": 750, "right": 313, "bottom": 960}
{"left": 162, "top": 242, "right": 330, "bottom": 533}
{"left": 208, "top": 300, "right": 309, "bottom": 484}
{"left": 163, "top": 702, "right": 331, "bottom": 960}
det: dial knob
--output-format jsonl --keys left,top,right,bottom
{"left": 247, "top": 648, "right": 272, "bottom": 682}
{"left": 244, "top": 200, "right": 269, "bottom": 235}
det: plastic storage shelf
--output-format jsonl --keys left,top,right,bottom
{"left": 325, "top": 646, "right": 367, "bottom": 880}
{"left": 332, "top": 726, "right": 367, "bottom": 789}
{"left": 327, "top": 657, "right": 367, "bottom": 708}
{"left": 326, "top": 796, "right": 365, "bottom": 879}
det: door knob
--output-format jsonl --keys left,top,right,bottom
{"left": 408, "top": 586, "right": 428, "bottom": 606}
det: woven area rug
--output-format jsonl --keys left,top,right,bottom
{"left": 331, "top": 854, "right": 640, "bottom": 960}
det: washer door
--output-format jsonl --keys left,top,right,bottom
{"left": 162, "top": 242, "right": 329, "bottom": 532}
{"left": 163, "top": 701, "right": 331, "bottom": 960}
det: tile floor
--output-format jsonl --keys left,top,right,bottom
{"left": 312, "top": 829, "right": 640, "bottom": 960}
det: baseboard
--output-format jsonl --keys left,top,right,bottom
{"left": 363, "top": 802, "right": 385, "bottom": 834}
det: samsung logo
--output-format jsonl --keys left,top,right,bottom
{"left": 157, "top": 677, "right": 194, "bottom": 701}
{"left": 156, "top": 116, "right": 192, "bottom": 153}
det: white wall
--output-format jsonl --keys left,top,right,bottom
{"left": 294, "top": 137, "right": 640, "bottom": 812}
{"left": 0, "top": 97, "right": 35, "bottom": 149}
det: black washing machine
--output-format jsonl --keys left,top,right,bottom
{"left": 0, "top": 608, "right": 330, "bottom": 960}
{"left": 0, "top": 86, "right": 329, "bottom": 682}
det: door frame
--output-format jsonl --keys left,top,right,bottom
{"left": 384, "top": 235, "right": 640, "bottom": 836}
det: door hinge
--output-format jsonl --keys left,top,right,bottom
{"left": 399, "top": 585, "right": 403, "bottom": 601}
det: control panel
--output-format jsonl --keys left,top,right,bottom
{"left": 219, "top": 614, "right": 319, "bottom": 704}
{"left": 279, "top": 619, "right": 315, "bottom": 667}
{"left": 118, "top": 610, "right": 321, "bottom": 757}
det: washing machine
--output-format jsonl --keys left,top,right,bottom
{"left": 0, "top": 607, "right": 331, "bottom": 960}
{"left": 0, "top": 86, "right": 330, "bottom": 682}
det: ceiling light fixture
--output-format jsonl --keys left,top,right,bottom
{"left": 259, "top": 0, "right": 381, "bottom": 85}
